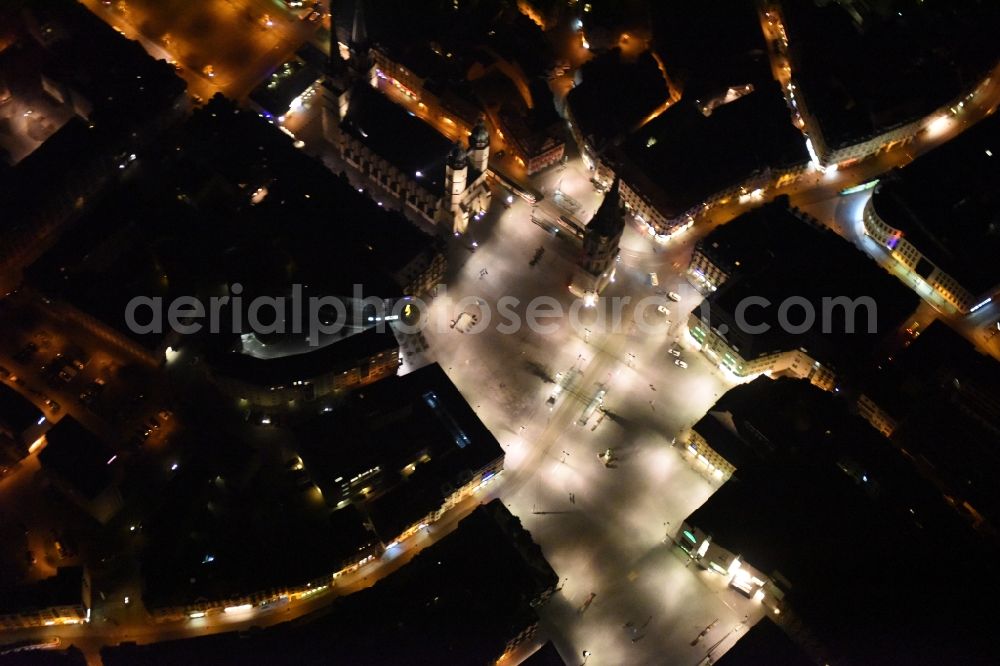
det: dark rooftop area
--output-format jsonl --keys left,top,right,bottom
{"left": 294, "top": 363, "right": 504, "bottom": 541}
{"left": 27, "top": 96, "right": 436, "bottom": 351}
{"left": 869, "top": 113, "right": 1000, "bottom": 295}
{"left": 0, "top": 382, "right": 44, "bottom": 435}
{"left": 566, "top": 48, "right": 672, "bottom": 147}
{"left": 108, "top": 500, "right": 556, "bottom": 666}
{"left": 521, "top": 641, "right": 566, "bottom": 666}
{"left": 783, "top": 0, "right": 1000, "bottom": 148}
{"left": 713, "top": 377, "right": 965, "bottom": 538}
{"left": 618, "top": 81, "right": 809, "bottom": 218}
{"left": 38, "top": 418, "right": 113, "bottom": 500}
{"left": 0, "top": 0, "right": 185, "bottom": 237}
{"left": 18, "top": 0, "right": 186, "bottom": 126}
{"left": 209, "top": 326, "right": 399, "bottom": 388}
{"left": 692, "top": 377, "right": 1000, "bottom": 665}
{"left": 702, "top": 201, "right": 919, "bottom": 371}
{"left": 861, "top": 320, "right": 1000, "bottom": 423}
{"left": 712, "top": 617, "right": 813, "bottom": 666}
{"left": 0, "top": 567, "right": 83, "bottom": 616}
{"left": 649, "top": 0, "right": 773, "bottom": 99}
{"left": 342, "top": 83, "right": 455, "bottom": 194}
{"left": 693, "top": 197, "right": 821, "bottom": 278}
{"left": 0, "top": 646, "right": 88, "bottom": 666}
{"left": 140, "top": 432, "right": 376, "bottom": 609}
{"left": 860, "top": 320, "right": 1000, "bottom": 529}
{"left": 249, "top": 57, "right": 321, "bottom": 118}
{"left": 691, "top": 413, "right": 754, "bottom": 471}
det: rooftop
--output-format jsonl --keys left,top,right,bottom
{"left": 691, "top": 413, "right": 754, "bottom": 471}
{"left": 690, "top": 377, "right": 999, "bottom": 663}
{"left": 0, "top": 0, "right": 184, "bottom": 233}
{"left": 140, "top": 433, "right": 376, "bottom": 609}
{"left": 860, "top": 320, "right": 1000, "bottom": 526}
{"left": 869, "top": 113, "right": 1000, "bottom": 295}
{"left": 649, "top": 0, "right": 774, "bottom": 98}
{"left": 209, "top": 326, "right": 399, "bottom": 388}
{"left": 0, "top": 567, "right": 83, "bottom": 616}
{"left": 0, "top": 381, "right": 45, "bottom": 435}
{"left": 618, "top": 81, "right": 809, "bottom": 219}
{"left": 341, "top": 83, "right": 457, "bottom": 195}
{"left": 38, "top": 418, "right": 114, "bottom": 500}
{"left": 521, "top": 641, "right": 566, "bottom": 666}
{"left": 294, "top": 363, "right": 504, "bottom": 540}
{"left": 702, "top": 201, "right": 919, "bottom": 371}
{"left": 27, "top": 97, "right": 434, "bottom": 351}
{"left": 107, "top": 500, "right": 556, "bottom": 666}
{"left": 694, "top": 198, "right": 821, "bottom": 278}
{"left": 783, "top": 0, "right": 999, "bottom": 149}
{"left": 249, "top": 56, "right": 321, "bottom": 118}
{"left": 712, "top": 617, "right": 812, "bottom": 666}
{"left": 566, "top": 48, "right": 673, "bottom": 148}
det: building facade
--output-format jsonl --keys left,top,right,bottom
{"left": 863, "top": 191, "right": 982, "bottom": 313}
{"left": 687, "top": 311, "right": 837, "bottom": 391}
{"left": 572, "top": 180, "right": 625, "bottom": 297}
{"left": 209, "top": 329, "right": 400, "bottom": 410}
{"left": 0, "top": 568, "right": 90, "bottom": 631}
{"left": 439, "top": 137, "right": 492, "bottom": 235}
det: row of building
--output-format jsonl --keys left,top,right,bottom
{"left": 20, "top": 96, "right": 446, "bottom": 412}
{"left": 775, "top": 0, "right": 999, "bottom": 168}
{"left": 560, "top": 0, "right": 999, "bottom": 248}
{"left": 105, "top": 500, "right": 556, "bottom": 665}
{"left": 675, "top": 370, "right": 1000, "bottom": 664}
{"left": 0, "top": 392, "right": 107, "bottom": 630}
{"left": 862, "top": 113, "right": 1000, "bottom": 315}
{"left": 685, "top": 196, "right": 919, "bottom": 391}
{"left": 317, "top": 5, "right": 566, "bottom": 234}
{"left": 0, "top": 0, "right": 187, "bottom": 275}
{"left": 141, "top": 362, "right": 506, "bottom": 621}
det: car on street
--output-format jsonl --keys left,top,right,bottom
{"left": 668, "top": 291, "right": 681, "bottom": 302}
{"left": 674, "top": 359, "right": 688, "bottom": 368}
{"left": 657, "top": 305, "right": 670, "bottom": 315}
{"left": 58, "top": 365, "right": 78, "bottom": 383}
{"left": 649, "top": 272, "right": 659, "bottom": 287}
{"left": 79, "top": 378, "right": 105, "bottom": 403}
{"left": 669, "top": 348, "right": 682, "bottom": 357}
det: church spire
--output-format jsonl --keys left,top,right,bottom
{"left": 351, "top": 0, "right": 368, "bottom": 47}
{"left": 589, "top": 178, "right": 624, "bottom": 237}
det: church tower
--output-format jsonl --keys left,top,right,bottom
{"left": 444, "top": 142, "right": 470, "bottom": 234}
{"left": 348, "top": 0, "right": 376, "bottom": 87}
{"left": 321, "top": 41, "right": 353, "bottom": 143}
{"left": 469, "top": 116, "right": 490, "bottom": 173}
{"left": 581, "top": 178, "right": 625, "bottom": 280}
{"left": 322, "top": 0, "right": 374, "bottom": 143}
